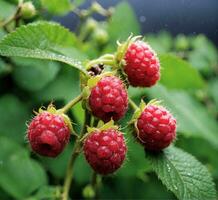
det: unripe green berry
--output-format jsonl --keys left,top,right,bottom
{"left": 175, "top": 34, "right": 189, "bottom": 51}
{"left": 21, "top": 2, "right": 36, "bottom": 19}
{"left": 93, "top": 28, "right": 109, "bottom": 45}
{"left": 85, "top": 18, "right": 98, "bottom": 32}
{"left": 83, "top": 185, "right": 95, "bottom": 199}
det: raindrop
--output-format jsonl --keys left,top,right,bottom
{"left": 139, "top": 16, "right": 146, "bottom": 23}
{"left": 166, "top": 163, "right": 171, "bottom": 172}
{"left": 187, "top": 172, "right": 191, "bottom": 176}
{"left": 173, "top": 185, "right": 178, "bottom": 190}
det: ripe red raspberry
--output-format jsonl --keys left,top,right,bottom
{"left": 89, "top": 75, "right": 128, "bottom": 122}
{"left": 83, "top": 128, "right": 127, "bottom": 175}
{"left": 28, "top": 111, "right": 71, "bottom": 157}
{"left": 136, "top": 105, "right": 176, "bottom": 151}
{"left": 124, "top": 41, "right": 160, "bottom": 87}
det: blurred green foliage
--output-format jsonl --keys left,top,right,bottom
{"left": 0, "top": 0, "right": 217, "bottom": 199}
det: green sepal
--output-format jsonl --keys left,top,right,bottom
{"left": 115, "top": 34, "right": 142, "bottom": 65}
{"left": 87, "top": 120, "right": 119, "bottom": 134}
{"left": 130, "top": 99, "right": 163, "bottom": 143}
{"left": 87, "top": 75, "right": 102, "bottom": 88}
{"left": 128, "top": 99, "right": 145, "bottom": 125}
{"left": 81, "top": 120, "right": 119, "bottom": 142}
{"left": 82, "top": 86, "right": 91, "bottom": 100}
{"left": 87, "top": 71, "right": 116, "bottom": 88}
{"left": 36, "top": 104, "right": 74, "bottom": 134}
{"left": 98, "top": 119, "right": 119, "bottom": 131}
{"left": 82, "top": 71, "right": 117, "bottom": 111}
{"left": 129, "top": 99, "right": 161, "bottom": 124}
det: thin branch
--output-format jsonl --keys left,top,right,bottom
{"left": 129, "top": 98, "right": 138, "bottom": 110}
{"left": 59, "top": 94, "right": 83, "bottom": 114}
{"left": 62, "top": 109, "right": 91, "bottom": 200}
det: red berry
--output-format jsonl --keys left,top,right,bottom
{"left": 89, "top": 75, "right": 128, "bottom": 122}
{"left": 124, "top": 41, "right": 160, "bottom": 87}
{"left": 136, "top": 105, "right": 176, "bottom": 151}
{"left": 83, "top": 128, "right": 127, "bottom": 175}
{"left": 28, "top": 111, "right": 71, "bottom": 157}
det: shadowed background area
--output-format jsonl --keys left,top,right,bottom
{"left": 54, "top": 0, "right": 218, "bottom": 45}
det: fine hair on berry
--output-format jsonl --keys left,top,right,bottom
{"left": 28, "top": 111, "right": 71, "bottom": 157}
{"left": 89, "top": 75, "right": 128, "bottom": 122}
{"left": 83, "top": 128, "right": 127, "bottom": 175}
{"left": 136, "top": 104, "right": 176, "bottom": 151}
{"left": 124, "top": 40, "right": 160, "bottom": 87}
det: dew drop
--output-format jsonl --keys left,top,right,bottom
{"left": 173, "top": 185, "right": 178, "bottom": 190}
{"left": 139, "top": 16, "right": 146, "bottom": 23}
{"left": 166, "top": 163, "right": 171, "bottom": 172}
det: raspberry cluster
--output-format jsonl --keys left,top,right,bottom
{"left": 26, "top": 36, "right": 177, "bottom": 176}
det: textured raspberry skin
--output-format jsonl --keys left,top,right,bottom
{"left": 124, "top": 41, "right": 160, "bottom": 87}
{"left": 83, "top": 128, "right": 127, "bottom": 175}
{"left": 89, "top": 75, "right": 128, "bottom": 122}
{"left": 28, "top": 112, "right": 70, "bottom": 157}
{"left": 136, "top": 105, "right": 176, "bottom": 151}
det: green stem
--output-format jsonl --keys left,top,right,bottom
{"left": 92, "top": 118, "right": 99, "bottom": 127}
{"left": 62, "top": 109, "right": 91, "bottom": 200}
{"left": 59, "top": 94, "right": 83, "bottom": 114}
{"left": 129, "top": 98, "right": 138, "bottom": 110}
{"left": 86, "top": 54, "right": 115, "bottom": 69}
{"left": 62, "top": 139, "right": 81, "bottom": 200}
{"left": 91, "top": 171, "right": 100, "bottom": 199}
{"left": 0, "top": 2, "right": 22, "bottom": 28}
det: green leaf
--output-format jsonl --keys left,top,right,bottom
{"left": 146, "top": 146, "right": 216, "bottom": 200}
{"left": 107, "top": 2, "right": 140, "bottom": 44}
{"left": 159, "top": 54, "right": 205, "bottom": 89}
{"left": 74, "top": 154, "right": 92, "bottom": 184}
{"left": 0, "top": 1, "right": 16, "bottom": 19}
{"left": 117, "top": 135, "right": 151, "bottom": 177}
{"left": 0, "top": 29, "right": 6, "bottom": 39}
{"left": 40, "top": 0, "right": 71, "bottom": 15}
{"left": 72, "top": 0, "right": 85, "bottom": 8}
{"left": 177, "top": 136, "right": 218, "bottom": 178}
{"left": 0, "top": 58, "right": 11, "bottom": 77}
{"left": 25, "top": 185, "right": 61, "bottom": 200}
{"left": 0, "top": 21, "right": 88, "bottom": 75}
{"left": 146, "top": 85, "right": 218, "bottom": 149}
{"left": 26, "top": 185, "right": 61, "bottom": 200}
{"left": 40, "top": 144, "right": 72, "bottom": 179}
{"left": 208, "top": 78, "right": 218, "bottom": 109}
{"left": 0, "top": 95, "right": 29, "bottom": 143}
{"left": 188, "top": 35, "right": 218, "bottom": 74}
{"left": 71, "top": 101, "right": 84, "bottom": 125}
{"left": 33, "top": 67, "right": 80, "bottom": 102}
{"left": 12, "top": 57, "right": 60, "bottom": 91}
{"left": 0, "top": 136, "right": 47, "bottom": 199}
{"left": 146, "top": 31, "right": 173, "bottom": 53}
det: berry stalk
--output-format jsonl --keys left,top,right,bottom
{"left": 91, "top": 171, "right": 101, "bottom": 199}
{"left": 86, "top": 54, "right": 115, "bottom": 70}
{"left": 129, "top": 98, "right": 138, "bottom": 111}
{"left": 59, "top": 94, "right": 83, "bottom": 114}
{"left": 0, "top": 0, "right": 23, "bottom": 28}
{"left": 62, "top": 139, "right": 81, "bottom": 200}
{"left": 62, "top": 109, "right": 91, "bottom": 200}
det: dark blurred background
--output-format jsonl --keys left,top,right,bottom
{"left": 54, "top": 0, "right": 218, "bottom": 46}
